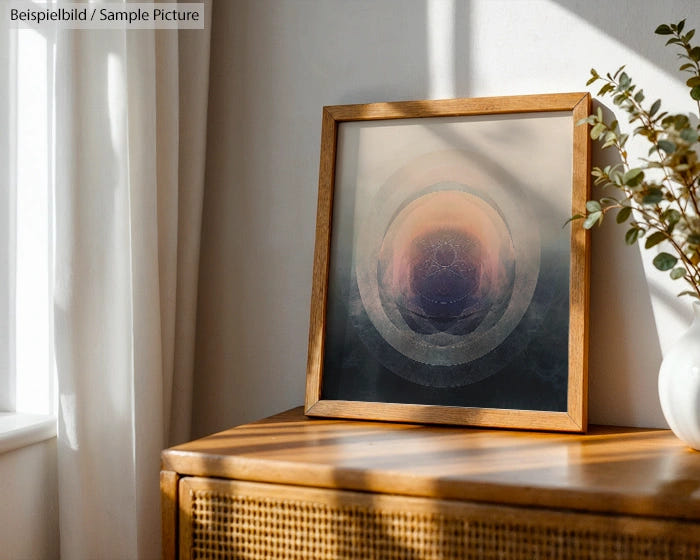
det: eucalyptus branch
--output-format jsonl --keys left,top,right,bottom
{"left": 657, "top": 20, "right": 700, "bottom": 114}
{"left": 575, "top": 19, "right": 700, "bottom": 301}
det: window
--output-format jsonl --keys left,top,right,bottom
{"left": 1, "top": 16, "right": 55, "bottom": 418}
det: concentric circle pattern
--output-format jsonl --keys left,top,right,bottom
{"left": 351, "top": 151, "right": 541, "bottom": 387}
{"left": 377, "top": 190, "right": 515, "bottom": 340}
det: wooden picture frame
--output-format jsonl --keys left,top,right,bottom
{"left": 305, "top": 93, "right": 591, "bottom": 432}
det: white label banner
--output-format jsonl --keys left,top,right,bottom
{"left": 6, "top": 2, "right": 205, "bottom": 29}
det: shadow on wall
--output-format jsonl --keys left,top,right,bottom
{"left": 553, "top": 0, "right": 699, "bottom": 79}
{"left": 585, "top": 99, "right": 665, "bottom": 427}
{"left": 194, "top": 0, "right": 692, "bottom": 442}
{"left": 551, "top": 1, "right": 699, "bottom": 426}
{"left": 194, "top": 0, "right": 476, "bottom": 438}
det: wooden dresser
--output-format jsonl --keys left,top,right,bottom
{"left": 161, "top": 407, "right": 700, "bottom": 559}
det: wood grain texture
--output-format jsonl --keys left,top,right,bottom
{"left": 305, "top": 93, "right": 592, "bottom": 432}
{"left": 307, "top": 399, "right": 582, "bottom": 432}
{"left": 568, "top": 92, "right": 592, "bottom": 431}
{"left": 324, "top": 93, "right": 589, "bottom": 122}
{"left": 305, "top": 107, "right": 337, "bottom": 411}
{"left": 160, "top": 470, "right": 179, "bottom": 560}
{"left": 178, "top": 481, "right": 194, "bottom": 560}
{"left": 162, "top": 407, "right": 700, "bottom": 522}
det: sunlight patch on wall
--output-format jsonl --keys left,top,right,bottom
{"left": 427, "top": 0, "right": 456, "bottom": 100}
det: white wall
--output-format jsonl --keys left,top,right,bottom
{"left": 0, "top": 439, "right": 59, "bottom": 559}
{"left": 193, "top": 0, "right": 699, "bottom": 436}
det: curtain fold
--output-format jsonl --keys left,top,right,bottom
{"left": 53, "top": 5, "right": 211, "bottom": 558}
{"left": 166, "top": 18, "right": 212, "bottom": 448}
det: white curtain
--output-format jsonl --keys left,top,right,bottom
{"left": 52, "top": 5, "right": 211, "bottom": 559}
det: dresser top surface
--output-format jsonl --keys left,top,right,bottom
{"left": 162, "top": 407, "right": 700, "bottom": 520}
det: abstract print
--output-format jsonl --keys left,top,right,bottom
{"left": 322, "top": 115, "right": 571, "bottom": 411}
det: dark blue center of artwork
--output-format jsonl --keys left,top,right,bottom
{"left": 396, "top": 229, "right": 489, "bottom": 335}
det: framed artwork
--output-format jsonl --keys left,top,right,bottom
{"left": 305, "top": 93, "right": 591, "bottom": 432}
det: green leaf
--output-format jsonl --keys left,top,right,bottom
{"left": 616, "top": 206, "right": 632, "bottom": 224}
{"left": 625, "top": 227, "right": 643, "bottom": 245}
{"left": 653, "top": 252, "right": 678, "bottom": 271}
{"left": 663, "top": 208, "right": 681, "bottom": 226}
{"left": 623, "top": 168, "right": 644, "bottom": 187}
{"left": 680, "top": 127, "right": 699, "bottom": 143}
{"left": 613, "top": 65, "right": 626, "bottom": 78}
{"left": 657, "top": 139, "right": 676, "bottom": 153}
{"left": 677, "top": 290, "right": 700, "bottom": 299}
{"left": 691, "top": 46, "right": 700, "bottom": 61}
{"left": 670, "top": 267, "right": 687, "bottom": 280}
{"left": 634, "top": 89, "right": 645, "bottom": 103}
{"left": 642, "top": 188, "right": 664, "bottom": 204}
{"left": 687, "top": 76, "right": 700, "bottom": 87}
{"left": 602, "top": 133, "right": 617, "bottom": 149}
{"left": 586, "top": 200, "right": 602, "bottom": 213}
{"left": 655, "top": 24, "right": 673, "bottom": 35}
{"left": 583, "top": 211, "right": 602, "bottom": 229}
{"left": 586, "top": 69, "right": 600, "bottom": 86}
{"left": 590, "top": 122, "right": 606, "bottom": 140}
{"left": 679, "top": 62, "right": 695, "bottom": 72}
{"left": 691, "top": 86, "right": 700, "bottom": 100}
{"left": 677, "top": 19, "right": 686, "bottom": 33}
{"left": 687, "top": 234, "right": 700, "bottom": 245}
{"left": 564, "top": 213, "right": 584, "bottom": 227}
{"left": 674, "top": 114, "right": 690, "bottom": 129}
{"left": 650, "top": 99, "right": 662, "bottom": 116}
{"left": 685, "top": 29, "right": 695, "bottom": 41}
{"left": 597, "top": 83, "right": 614, "bottom": 97}
{"left": 645, "top": 231, "right": 667, "bottom": 249}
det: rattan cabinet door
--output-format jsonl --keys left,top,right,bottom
{"left": 178, "top": 477, "right": 700, "bottom": 560}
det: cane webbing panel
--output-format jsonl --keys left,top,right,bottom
{"left": 180, "top": 478, "right": 700, "bottom": 560}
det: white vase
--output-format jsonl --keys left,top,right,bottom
{"left": 658, "top": 301, "right": 700, "bottom": 450}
